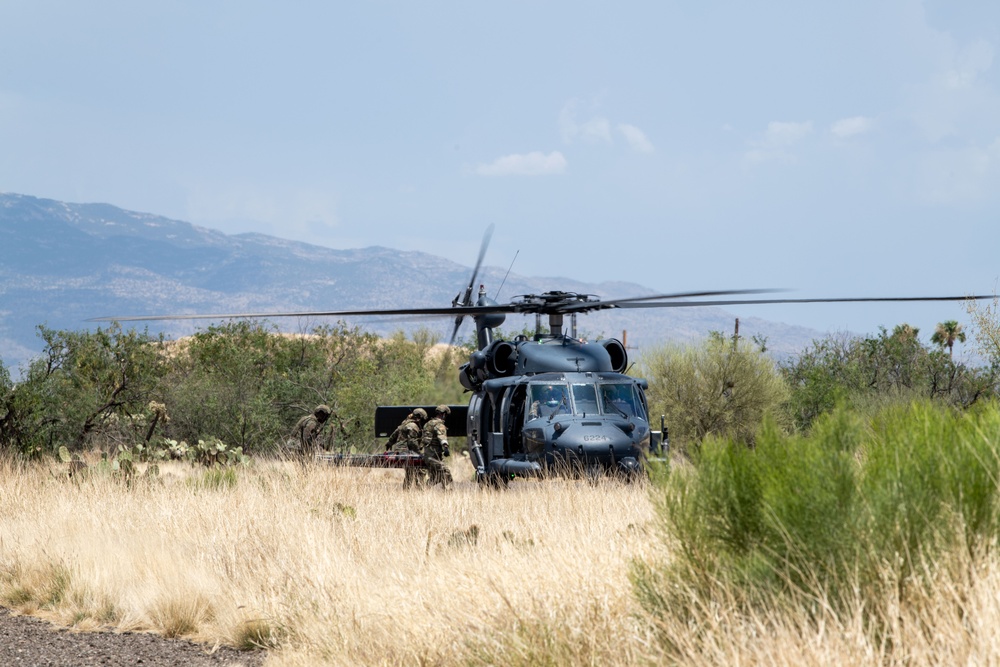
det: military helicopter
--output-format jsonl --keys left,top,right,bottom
{"left": 93, "top": 225, "right": 996, "bottom": 486}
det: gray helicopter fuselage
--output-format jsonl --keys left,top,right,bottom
{"left": 464, "top": 335, "right": 653, "bottom": 482}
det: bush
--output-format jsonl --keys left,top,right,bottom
{"left": 634, "top": 400, "right": 1000, "bottom": 634}
{"left": 1, "top": 320, "right": 465, "bottom": 458}
{"left": 640, "top": 335, "right": 790, "bottom": 452}
{"left": 781, "top": 325, "right": 996, "bottom": 432}
{"left": 1, "top": 324, "right": 167, "bottom": 457}
{"left": 159, "top": 322, "right": 447, "bottom": 453}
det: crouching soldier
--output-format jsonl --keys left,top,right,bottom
{"left": 386, "top": 408, "right": 428, "bottom": 489}
{"left": 421, "top": 405, "right": 453, "bottom": 489}
{"left": 294, "top": 404, "right": 331, "bottom": 462}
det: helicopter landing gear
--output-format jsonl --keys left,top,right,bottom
{"left": 477, "top": 470, "right": 510, "bottom": 489}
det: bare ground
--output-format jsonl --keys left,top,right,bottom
{"left": 0, "top": 608, "right": 266, "bottom": 667}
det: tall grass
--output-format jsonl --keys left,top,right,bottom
{"left": 6, "top": 402, "right": 1000, "bottom": 666}
{"left": 0, "top": 455, "right": 659, "bottom": 665}
{"left": 634, "top": 400, "right": 1000, "bottom": 662}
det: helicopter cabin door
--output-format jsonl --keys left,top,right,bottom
{"left": 478, "top": 389, "right": 506, "bottom": 463}
{"left": 502, "top": 384, "right": 528, "bottom": 457}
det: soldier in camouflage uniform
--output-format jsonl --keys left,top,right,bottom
{"left": 421, "top": 405, "right": 453, "bottom": 489}
{"left": 385, "top": 407, "right": 428, "bottom": 489}
{"left": 294, "top": 404, "right": 331, "bottom": 461}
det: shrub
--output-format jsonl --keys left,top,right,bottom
{"left": 1, "top": 324, "right": 167, "bottom": 457}
{"left": 634, "top": 400, "right": 1000, "bottom": 636}
{"left": 781, "top": 325, "right": 996, "bottom": 432}
{"left": 640, "top": 336, "right": 790, "bottom": 452}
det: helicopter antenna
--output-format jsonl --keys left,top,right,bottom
{"left": 494, "top": 250, "right": 519, "bottom": 301}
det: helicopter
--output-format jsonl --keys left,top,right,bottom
{"left": 92, "top": 224, "right": 997, "bottom": 486}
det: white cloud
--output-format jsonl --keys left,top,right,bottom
{"left": 475, "top": 151, "right": 567, "bottom": 176}
{"left": 617, "top": 123, "right": 654, "bottom": 153}
{"left": 744, "top": 121, "right": 813, "bottom": 164}
{"left": 559, "top": 99, "right": 612, "bottom": 145}
{"left": 580, "top": 117, "right": 613, "bottom": 144}
{"left": 830, "top": 116, "right": 874, "bottom": 138}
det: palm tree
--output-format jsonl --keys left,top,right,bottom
{"left": 931, "top": 320, "right": 966, "bottom": 358}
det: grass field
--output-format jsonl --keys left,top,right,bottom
{"left": 2, "top": 452, "right": 1000, "bottom": 665}
{"left": 0, "top": 455, "right": 661, "bottom": 665}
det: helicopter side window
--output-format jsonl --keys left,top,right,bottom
{"left": 571, "top": 383, "right": 599, "bottom": 416}
{"left": 527, "top": 383, "right": 569, "bottom": 420}
{"left": 629, "top": 384, "right": 648, "bottom": 421}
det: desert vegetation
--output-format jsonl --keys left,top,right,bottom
{"left": 1, "top": 300, "right": 1000, "bottom": 665}
{"left": 0, "top": 456, "right": 659, "bottom": 665}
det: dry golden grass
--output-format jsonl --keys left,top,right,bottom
{"left": 641, "top": 545, "right": 1000, "bottom": 667}
{"left": 3, "top": 455, "right": 1000, "bottom": 665}
{"left": 0, "top": 456, "right": 659, "bottom": 665}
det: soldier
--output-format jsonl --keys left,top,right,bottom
{"left": 294, "top": 404, "right": 331, "bottom": 461}
{"left": 528, "top": 384, "right": 568, "bottom": 420}
{"left": 386, "top": 407, "right": 428, "bottom": 489}
{"left": 421, "top": 405, "right": 453, "bottom": 489}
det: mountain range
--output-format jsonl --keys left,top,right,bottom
{"left": 0, "top": 192, "right": 822, "bottom": 372}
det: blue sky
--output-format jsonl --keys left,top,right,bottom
{"left": 2, "top": 1, "right": 998, "bottom": 342}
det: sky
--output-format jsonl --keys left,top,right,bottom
{"left": 2, "top": 1, "right": 999, "bottom": 347}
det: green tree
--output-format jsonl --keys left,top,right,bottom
{"left": 159, "top": 321, "right": 449, "bottom": 453}
{"left": 640, "top": 335, "right": 790, "bottom": 451}
{"left": 161, "top": 319, "right": 330, "bottom": 451}
{"left": 0, "top": 358, "right": 12, "bottom": 449}
{"left": 967, "top": 295, "right": 1000, "bottom": 367}
{"left": 1, "top": 324, "right": 168, "bottom": 457}
{"left": 781, "top": 324, "right": 994, "bottom": 432}
{"left": 930, "top": 320, "right": 966, "bottom": 358}
{"left": 780, "top": 333, "right": 866, "bottom": 430}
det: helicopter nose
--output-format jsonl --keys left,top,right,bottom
{"left": 552, "top": 421, "right": 639, "bottom": 461}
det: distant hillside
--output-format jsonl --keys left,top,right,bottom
{"left": 0, "top": 192, "right": 823, "bottom": 371}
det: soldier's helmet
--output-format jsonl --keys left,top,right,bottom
{"left": 314, "top": 404, "right": 332, "bottom": 418}
{"left": 435, "top": 404, "right": 451, "bottom": 416}
{"left": 412, "top": 408, "right": 428, "bottom": 420}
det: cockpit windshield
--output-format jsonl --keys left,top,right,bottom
{"left": 527, "top": 383, "right": 570, "bottom": 419}
{"left": 571, "top": 383, "right": 599, "bottom": 415}
{"left": 525, "top": 381, "right": 647, "bottom": 420}
{"left": 598, "top": 383, "right": 647, "bottom": 420}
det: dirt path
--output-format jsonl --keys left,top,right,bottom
{"left": 0, "top": 608, "right": 265, "bottom": 666}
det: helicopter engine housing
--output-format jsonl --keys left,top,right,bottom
{"left": 488, "top": 340, "right": 516, "bottom": 376}
{"left": 600, "top": 338, "right": 628, "bottom": 373}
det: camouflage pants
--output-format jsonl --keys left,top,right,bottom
{"left": 393, "top": 443, "right": 426, "bottom": 488}
{"left": 403, "top": 465, "right": 426, "bottom": 489}
{"left": 423, "top": 445, "right": 452, "bottom": 489}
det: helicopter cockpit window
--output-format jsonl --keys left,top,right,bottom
{"left": 599, "top": 383, "right": 646, "bottom": 420}
{"left": 571, "top": 383, "right": 599, "bottom": 415}
{"left": 527, "top": 383, "right": 569, "bottom": 420}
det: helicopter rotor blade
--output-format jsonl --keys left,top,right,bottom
{"left": 614, "top": 294, "right": 997, "bottom": 309}
{"left": 468, "top": 223, "right": 494, "bottom": 299}
{"left": 447, "top": 319, "right": 463, "bottom": 349}
{"left": 449, "top": 223, "right": 495, "bottom": 347}
{"left": 563, "top": 288, "right": 788, "bottom": 311}
{"left": 87, "top": 303, "right": 519, "bottom": 323}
